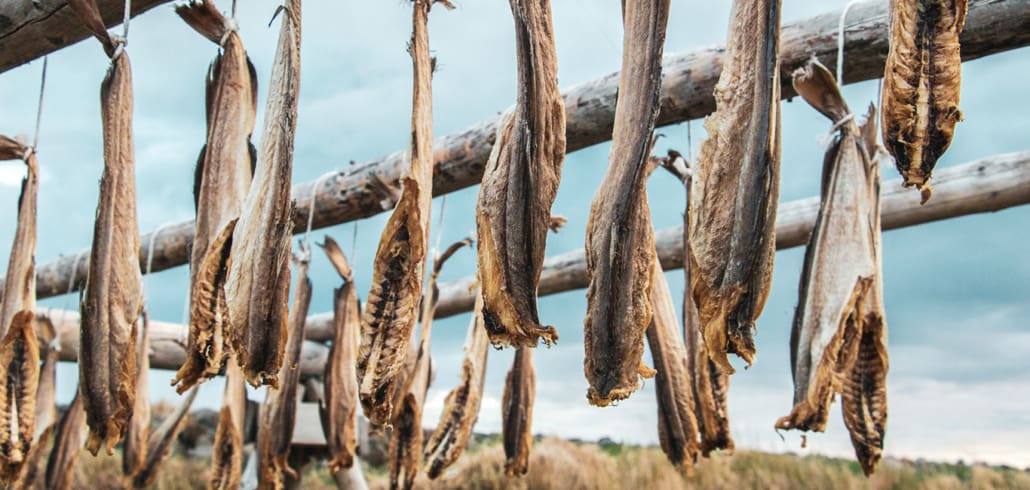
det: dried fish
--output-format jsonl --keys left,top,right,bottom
{"left": 583, "top": 0, "right": 670, "bottom": 406}
{"left": 659, "top": 152, "right": 735, "bottom": 456}
{"left": 0, "top": 312, "right": 40, "bottom": 482}
{"left": 502, "top": 347, "right": 534, "bottom": 477}
{"left": 476, "top": 0, "right": 565, "bottom": 348}
{"left": 257, "top": 252, "right": 311, "bottom": 490}
{"left": 423, "top": 292, "right": 489, "bottom": 479}
{"left": 14, "top": 317, "right": 58, "bottom": 489}
{"left": 131, "top": 387, "right": 199, "bottom": 488}
{"left": 209, "top": 363, "right": 247, "bottom": 490}
{"left": 68, "top": 0, "right": 144, "bottom": 455}
{"left": 45, "top": 391, "right": 86, "bottom": 490}
{"left": 0, "top": 136, "right": 41, "bottom": 481}
{"left": 173, "top": 0, "right": 258, "bottom": 392}
{"left": 123, "top": 311, "right": 151, "bottom": 478}
{"left": 645, "top": 268, "right": 699, "bottom": 476}
{"left": 775, "top": 59, "right": 888, "bottom": 476}
{"left": 688, "top": 0, "right": 782, "bottom": 374}
{"left": 359, "top": 0, "right": 452, "bottom": 426}
{"left": 388, "top": 238, "right": 469, "bottom": 490}
{"left": 881, "top": 0, "right": 966, "bottom": 203}
{"left": 319, "top": 237, "right": 362, "bottom": 473}
{"left": 224, "top": 0, "right": 301, "bottom": 388}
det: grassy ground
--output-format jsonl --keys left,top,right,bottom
{"left": 75, "top": 436, "right": 1030, "bottom": 489}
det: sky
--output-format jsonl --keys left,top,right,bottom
{"left": 1, "top": 0, "right": 1029, "bottom": 468}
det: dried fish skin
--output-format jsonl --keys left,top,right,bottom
{"left": 173, "top": 0, "right": 258, "bottom": 392}
{"left": 14, "top": 317, "right": 57, "bottom": 489}
{"left": 476, "top": 0, "right": 565, "bottom": 349}
{"left": 130, "top": 387, "right": 199, "bottom": 488}
{"left": 684, "top": 286, "right": 734, "bottom": 457}
{"left": 319, "top": 237, "right": 361, "bottom": 473}
{"left": 646, "top": 269, "right": 699, "bottom": 476}
{"left": 45, "top": 391, "right": 86, "bottom": 490}
{"left": 0, "top": 136, "right": 41, "bottom": 482}
{"left": 209, "top": 362, "right": 247, "bottom": 490}
{"left": 0, "top": 136, "right": 39, "bottom": 341}
{"left": 688, "top": 0, "right": 781, "bottom": 374}
{"left": 257, "top": 255, "right": 311, "bottom": 490}
{"left": 172, "top": 220, "right": 238, "bottom": 392}
{"left": 225, "top": 0, "right": 301, "bottom": 388}
{"left": 0, "top": 312, "right": 40, "bottom": 481}
{"left": 670, "top": 167, "right": 735, "bottom": 457}
{"left": 359, "top": 0, "right": 447, "bottom": 426}
{"left": 423, "top": 293, "right": 489, "bottom": 479}
{"left": 502, "top": 346, "right": 534, "bottom": 477}
{"left": 583, "top": 0, "right": 670, "bottom": 407}
{"left": 881, "top": 0, "right": 966, "bottom": 203}
{"left": 123, "top": 311, "right": 152, "bottom": 478}
{"left": 79, "top": 51, "right": 144, "bottom": 456}
{"left": 775, "top": 60, "right": 887, "bottom": 476}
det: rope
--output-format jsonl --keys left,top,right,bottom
{"left": 432, "top": 195, "right": 448, "bottom": 261}
{"left": 142, "top": 222, "right": 176, "bottom": 305}
{"left": 836, "top": 0, "right": 863, "bottom": 84}
{"left": 686, "top": 120, "right": 694, "bottom": 162}
{"left": 303, "top": 172, "right": 334, "bottom": 254}
{"left": 350, "top": 221, "right": 359, "bottom": 266}
{"left": 29, "top": 57, "right": 48, "bottom": 157}
{"left": 232, "top": 0, "right": 238, "bottom": 18}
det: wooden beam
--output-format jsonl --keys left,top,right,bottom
{"left": 35, "top": 307, "right": 329, "bottom": 376}
{"left": 0, "top": 0, "right": 173, "bottom": 73}
{"left": 28, "top": 0, "right": 1030, "bottom": 299}
{"left": 37, "top": 151, "right": 1030, "bottom": 351}
{"left": 379, "top": 151, "right": 1030, "bottom": 324}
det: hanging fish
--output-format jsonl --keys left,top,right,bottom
{"left": 659, "top": 152, "right": 735, "bottom": 456}
{"left": 257, "top": 250, "right": 311, "bottom": 490}
{"left": 122, "top": 310, "right": 152, "bottom": 479}
{"left": 388, "top": 237, "right": 469, "bottom": 490}
{"left": 45, "top": 391, "right": 86, "bottom": 490}
{"left": 13, "top": 316, "right": 59, "bottom": 489}
{"left": 583, "top": 0, "right": 670, "bottom": 407}
{"left": 0, "top": 136, "right": 41, "bottom": 481}
{"left": 881, "top": 0, "right": 967, "bottom": 203}
{"left": 358, "top": 0, "right": 453, "bottom": 426}
{"left": 688, "top": 0, "right": 782, "bottom": 374}
{"left": 224, "top": 0, "right": 301, "bottom": 388}
{"left": 475, "top": 0, "right": 565, "bottom": 348}
{"left": 423, "top": 292, "right": 489, "bottom": 479}
{"left": 172, "top": 0, "right": 258, "bottom": 392}
{"left": 645, "top": 268, "right": 700, "bottom": 476}
{"left": 319, "top": 236, "right": 362, "bottom": 473}
{"left": 501, "top": 346, "right": 535, "bottom": 477}
{"left": 775, "top": 59, "right": 888, "bottom": 476}
{"left": 129, "top": 387, "right": 199, "bottom": 488}
{"left": 209, "top": 362, "right": 248, "bottom": 490}
{"left": 67, "top": 0, "right": 144, "bottom": 455}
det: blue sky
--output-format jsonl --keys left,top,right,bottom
{"left": 1, "top": 0, "right": 1028, "bottom": 466}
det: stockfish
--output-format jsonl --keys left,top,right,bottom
{"left": 475, "top": 0, "right": 565, "bottom": 348}
{"left": 210, "top": 361, "right": 248, "bottom": 490}
{"left": 122, "top": 310, "right": 151, "bottom": 479}
{"left": 881, "top": 0, "right": 966, "bottom": 203}
{"left": 131, "top": 387, "right": 199, "bottom": 488}
{"left": 582, "top": 0, "right": 670, "bottom": 406}
{"left": 501, "top": 347, "right": 534, "bottom": 476}
{"left": 45, "top": 391, "right": 86, "bottom": 490}
{"left": 688, "top": 0, "right": 782, "bottom": 374}
{"left": 775, "top": 59, "right": 888, "bottom": 476}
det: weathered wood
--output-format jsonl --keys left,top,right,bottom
{"left": 35, "top": 308, "right": 328, "bottom": 376}
{"left": 27, "top": 0, "right": 1030, "bottom": 299}
{"left": 0, "top": 0, "right": 172, "bottom": 73}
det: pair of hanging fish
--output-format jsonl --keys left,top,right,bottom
{"left": 777, "top": 0, "right": 966, "bottom": 475}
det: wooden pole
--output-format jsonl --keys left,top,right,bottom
{"left": 0, "top": 0, "right": 173, "bottom": 73}
{"left": 42, "top": 151, "right": 1028, "bottom": 346}
{"left": 26, "top": 0, "right": 1030, "bottom": 299}
{"left": 35, "top": 307, "right": 329, "bottom": 376}
{"left": 307, "top": 150, "right": 1030, "bottom": 330}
